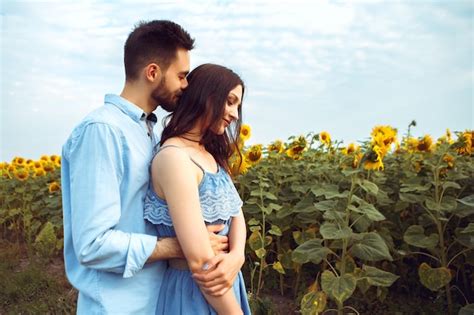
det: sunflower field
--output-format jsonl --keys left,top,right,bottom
{"left": 1, "top": 126, "right": 473, "bottom": 314}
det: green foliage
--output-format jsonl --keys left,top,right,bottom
{"left": 0, "top": 241, "right": 76, "bottom": 314}
{"left": 235, "top": 135, "right": 474, "bottom": 314}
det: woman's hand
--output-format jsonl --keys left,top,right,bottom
{"left": 192, "top": 251, "right": 245, "bottom": 296}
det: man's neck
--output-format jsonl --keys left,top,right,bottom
{"left": 120, "top": 84, "right": 157, "bottom": 114}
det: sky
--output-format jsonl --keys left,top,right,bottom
{"left": 1, "top": 0, "right": 473, "bottom": 161}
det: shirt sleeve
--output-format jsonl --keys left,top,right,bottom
{"left": 65, "top": 122, "right": 157, "bottom": 278}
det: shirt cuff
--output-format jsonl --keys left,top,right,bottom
{"left": 123, "top": 234, "right": 157, "bottom": 278}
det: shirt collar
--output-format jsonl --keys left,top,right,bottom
{"left": 104, "top": 94, "right": 156, "bottom": 123}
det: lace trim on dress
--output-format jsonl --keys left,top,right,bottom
{"left": 144, "top": 176, "right": 243, "bottom": 226}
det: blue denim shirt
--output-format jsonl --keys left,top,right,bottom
{"left": 61, "top": 94, "right": 166, "bottom": 314}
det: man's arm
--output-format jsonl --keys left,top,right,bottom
{"left": 66, "top": 123, "right": 156, "bottom": 278}
{"left": 147, "top": 225, "right": 229, "bottom": 263}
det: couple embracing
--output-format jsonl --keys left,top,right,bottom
{"left": 61, "top": 20, "right": 251, "bottom": 315}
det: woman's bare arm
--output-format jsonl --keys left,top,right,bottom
{"left": 152, "top": 148, "right": 242, "bottom": 315}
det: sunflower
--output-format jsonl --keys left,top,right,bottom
{"left": 371, "top": 125, "right": 398, "bottom": 149}
{"left": 12, "top": 156, "right": 26, "bottom": 166}
{"left": 286, "top": 136, "right": 307, "bottom": 159}
{"left": 268, "top": 140, "right": 284, "bottom": 154}
{"left": 0, "top": 162, "right": 6, "bottom": 170}
{"left": 230, "top": 157, "right": 250, "bottom": 176}
{"left": 352, "top": 152, "right": 363, "bottom": 168}
{"left": 405, "top": 137, "right": 418, "bottom": 153}
{"left": 246, "top": 144, "right": 263, "bottom": 163}
{"left": 239, "top": 124, "right": 251, "bottom": 142}
{"left": 14, "top": 168, "right": 29, "bottom": 181}
{"left": 34, "top": 168, "right": 46, "bottom": 177}
{"left": 286, "top": 146, "right": 304, "bottom": 160}
{"left": 33, "top": 161, "right": 42, "bottom": 169}
{"left": 40, "top": 155, "right": 50, "bottom": 162}
{"left": 42, "top": 161, "right": 55, "bottom": 172}
{"left": 50, "top": 155, "right": 60, "bottom": 163}
{"left": 443, "top": 154, "right": 455, "bottom": 169}
{"left": 48, "top": 181, "right": 61, "bottom": 193}
{"left": 438, "top": 128, "right": 454, "bottom": 145}
{"left": 342, "top": 143, "right": 359, "bottom": 155}
{"left": 7, "top": 164, "right": 16, "bottom": 173}
{"left": 456, "top": 131, "right": 473, "bottom": 156}
{"left": 319, "top": 132, "right": 331, "bottom": 146}
{"left": 416, "top": 135, "right": 433, "bottom": 152}
{"left": 363, "top": 145, "right": 385, "bottom": 171}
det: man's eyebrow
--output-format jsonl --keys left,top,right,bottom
{"left": 178, "top": 70, "right": 189, "bottom": 76}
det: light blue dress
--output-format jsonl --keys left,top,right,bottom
{"left": 144, "top": 145, "right": 251, "bottom": 315}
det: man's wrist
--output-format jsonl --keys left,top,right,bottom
{"left": 147, "top": 237, "right": 183, "bottom": 262}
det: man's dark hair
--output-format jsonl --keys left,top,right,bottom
{"left": 124, "top": 20, "right": 195, "bottom": 81}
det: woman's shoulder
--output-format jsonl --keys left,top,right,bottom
{"left": 152, "top": 139, "right": 195, "bottom": 175}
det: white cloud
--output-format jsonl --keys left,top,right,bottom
{"left": 1, "top": 0, "right": 472, "bottom": 160}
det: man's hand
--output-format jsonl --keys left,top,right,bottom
{"left": 192, "top": 251, "right": 245, "bottom": 296}
{"left": 207, "top": 224, "right": 228, "bottom": 255}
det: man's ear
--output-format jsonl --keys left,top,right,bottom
{"left": 144, "top": 63, "right": 162, "bottom": 82}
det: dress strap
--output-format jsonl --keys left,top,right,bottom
{"left": 157, "top": 145, "right": 207, "bottom": 174}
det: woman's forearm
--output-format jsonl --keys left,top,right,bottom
{"left": 228, "top": 211, "right": 247, "bottom": 254}
{"left": 202, "top": 287, "right": 242, "bottom": 315}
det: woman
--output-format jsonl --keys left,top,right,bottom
{"left": 144, "top": 63, "right": 251, "bottom": 315}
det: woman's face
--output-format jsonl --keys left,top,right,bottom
{"left": 213, "top": 85, "right": 242, "bottom": 135}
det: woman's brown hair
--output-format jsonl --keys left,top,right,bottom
{"left": 160, "top": 63, "right": 245, "bottom": 172}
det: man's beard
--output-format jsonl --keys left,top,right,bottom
{"left": 152, "top": 77, "right": 181, "bottom": 112}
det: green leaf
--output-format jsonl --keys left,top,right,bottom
{"left": 268, "top": 225, "right": 282, "bottom": 236}
{"left": 403, "top": 225, "right": 439, "bottom": 249}
{"left": 442, "top": 181, "right": 461, "bottom": 190}
{"left": 323, "top": 209, "right": 345, "bottom": 221}
{"left": 272, "top": 261, "right": 285, "bottom": 274}
{"left": 268, "top": 203, "right": 282, "bottom": 211}
{"left": 314, "top": 200, "right": 336, "bottom": 211}
{"left": 275, "top": 206, "right": 294, "bottom": 219}
{"left": 294, "top": 196, "right": 317, "bottom": 213}
{"left": 459, "top": 304, "right": 474, "bottom": 315}
{"left": 278, "top": 248, "right": 294, "bottom": 269}
{"left": 263, "top": 192, "right": 278, "bottom": 200}
{"left": 399, "top": 183, "right": 432, "bottom": 193}
{"left": 248, "top": 230, "right": 263, "bottom": 251}
{"left": 458, "top": 194, "right": 474, "bottom": 207}
{"left": 311, "top": 185, "right": 348, "bottom": 199}
{"left": 358, "top": 202, "right": 385, "bottom": 221}
{"left": 399, "top": 193, "right": 426, "bottom": 203}
{"left": 320, "top": 222, "right": 352, "bottom": 240}
{"left": 358, "top": 179, "right": 379, "bottom": 196}
{"left": 418, "top": 263, "right": 451, "bottom": 291}
{"left": 300, "top": 291, "right": 327, "bottom": 315}
{"left": 255, "top": 248, "right": 267, "bottom": 259}
{"left": 247, "top": 218, "right": 260, "bottom": 226}
{"left": 461, "top": 223, "right": 474, "bottom": 234}
{"left": 321, "top": 270, "right": 357, "bottom": 304}
{"left": 350, "top": 212, "right": 372, "bottom": 233}
{"left": 360, "top": 265, "right": 399, "bottom": 287}
{"left": 292, "top": 239, "right": 332, "bottom": 264}
{"left": 249, "top": 226, "right": 261, "bottom": 232}
{"left": 350, "top": 232, "right": 393, "bottom": 261}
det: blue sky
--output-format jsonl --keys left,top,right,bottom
{"left": 1, "top": 0, "right": 473, "bottom": 161}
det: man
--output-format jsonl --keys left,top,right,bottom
{"left": 61, "top": 20, "right": 243, "bottom": 314}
